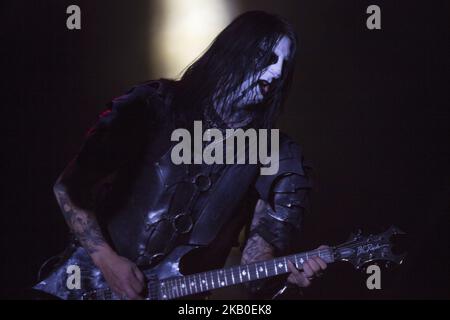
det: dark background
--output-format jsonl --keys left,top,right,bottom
{"left": 1, "top": 0, "right": 449, "bottom": 299}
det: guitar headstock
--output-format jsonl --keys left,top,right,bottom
{"left": 333, "top": 226, "right": 406, "bottom": 270}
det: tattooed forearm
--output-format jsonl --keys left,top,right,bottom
{"left": 54, "top": 184, "right": 106, "bottom": 254}
{"left": 241, "top": 200, "right": 274, "bottom": 264}
{"left": 242, "top": 233, "right": 274, "bottom": 264}
{"left": 241, "top": 200, "right": 276, "bottom": 296}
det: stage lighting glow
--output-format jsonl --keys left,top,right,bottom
{"left": 150, "top": 0, "right": 237, "bottom": 79}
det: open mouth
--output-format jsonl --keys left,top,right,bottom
{"left": 258, "top": 80, "right": 271, "bottom": 96}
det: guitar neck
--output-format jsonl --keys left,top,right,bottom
{"left": 158, "top": 248, "right": 335, "bottom": 300}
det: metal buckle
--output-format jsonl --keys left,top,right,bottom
{"left": 171, "top": 213, "right": 194, "bottom": 234}
{"left": 193, "top": 173, "right": 212, "bottom": 192}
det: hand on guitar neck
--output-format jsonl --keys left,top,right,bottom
{"left": 242, "top": 233, "right": 328, "bottom": 293}
{"left": 286, "top": 245, "right": 329, "bottom": 288}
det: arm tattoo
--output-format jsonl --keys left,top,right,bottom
{"left": 242, "top": 233, "right": 274, "bottom": 264}
{"left": 54, "top": 186, "right": 106, "bottom": 254}
{"left": 241, "top": 200, "right": 274, "bottom": 265}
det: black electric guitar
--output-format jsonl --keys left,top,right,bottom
{"left": 34, "top": 226, "right": 405, "bottom": 300}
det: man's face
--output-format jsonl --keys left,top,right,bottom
{"left": 236, "top": 35, "right": 292, "bottom": 108}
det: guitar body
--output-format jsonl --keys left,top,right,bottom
{"left": 34, "top": 245, "right": 199, "bottom": 300}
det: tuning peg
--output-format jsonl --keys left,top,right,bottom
{"left": 395, "top": 253, "right": 407, "bottom": 265}
{"left": 383, "top": 225, "right": 405, "bottom": 237}
{"left": 347, "top": 232, "right": 356, "bottom": 242}
{"left": 389, "top": 226, "right": 406, "bottom": 235}
{"left": 348, "top": 229, "right": 363, "bottom": 241}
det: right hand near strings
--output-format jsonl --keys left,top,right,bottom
{"left": 92, "top": 247, "right": 146, "bottom": 300}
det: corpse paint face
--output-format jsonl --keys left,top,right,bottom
{"left": 236, "top": 35, "right": 292, "bottom": 108}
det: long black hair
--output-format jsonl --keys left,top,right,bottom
{"left": 172, "top": 11, "right": 298, "bottom": 129}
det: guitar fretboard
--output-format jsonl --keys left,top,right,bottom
{"left": 158, "top": 248, "right": 334, "bottom": 300}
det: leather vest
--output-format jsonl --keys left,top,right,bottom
{"left": 94, "top": 80, "right": 261, "bottom": 267}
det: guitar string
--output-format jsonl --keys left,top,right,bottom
{"left": 160, "top": 250, "right": 335, "bottom": 297}
{"left": 160, "top": 240, "right": 397, "bottom": 298}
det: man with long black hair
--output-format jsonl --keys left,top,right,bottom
{"left": 35, "top": 11, "right": 327, "bottom": 300}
